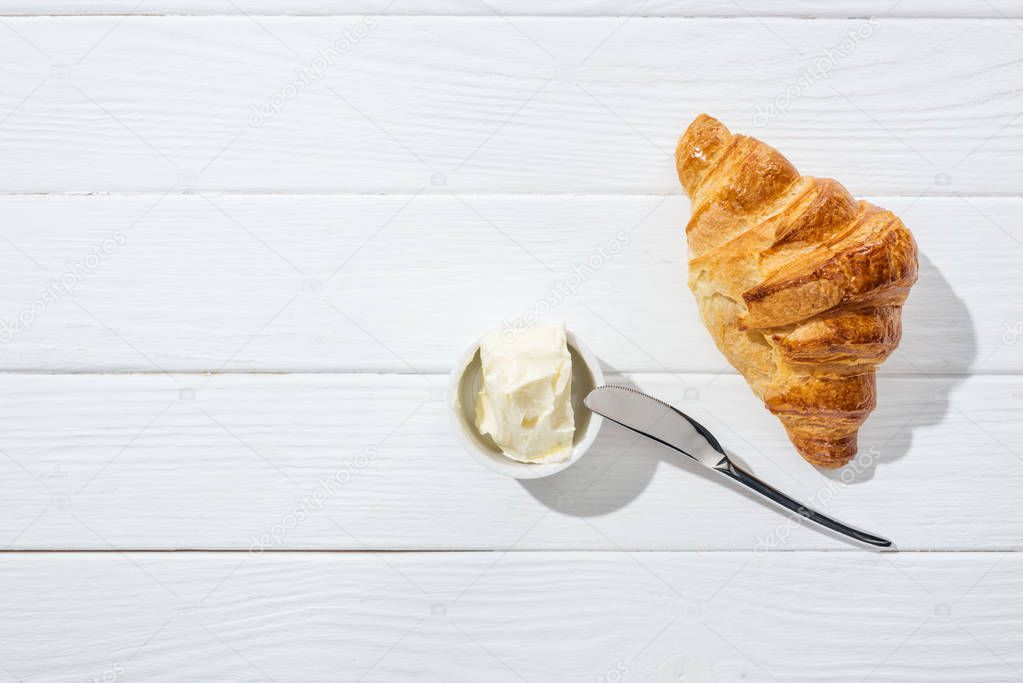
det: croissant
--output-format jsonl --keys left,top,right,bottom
{"left": 675, "top": 115, "right": 918, "bottom": 468}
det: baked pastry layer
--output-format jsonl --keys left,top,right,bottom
{"left": 677, "top": 114, "right": 918, "bottom": 468}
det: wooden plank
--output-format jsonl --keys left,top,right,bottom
{"left": 0, "top": 17, "right": 1020, "bottom": 193}
{"left": 1, "top": 371, "right": 1019, "bottom": 551}
{"left": 1, "top": 550, "right": 1020, "bottom": 681}
{"left": 1, "top": 0, "right": 1020, "bottom": 17}
{"left": 0, "top": 194, "right": 1016, "bottom": 374}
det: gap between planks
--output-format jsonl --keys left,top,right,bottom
{"left": 0, "top": 370, "right": 1011, "bottom": 377}
{"left": 0, "top": 548, "right": 1019, "bottom": 553}
{"left": 1, "top": 191, "right": 1023, "bottom": 198}
{"left": 2, "top": 12, "right": 1023, "bottom": 20}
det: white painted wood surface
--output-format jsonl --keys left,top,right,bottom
{"left": 0, "top": 194, "right": 1012, "bottom": 373}
{"left": 1, "top": 552, "right": 1021, "bottom": 682}
{"left": 1, "top": 2, "right": 1021, "bottom": 681}
{"left": 1, "top": 0, "right": 1022, "bottom": 17}
{"left": 1, "top": 372, "right": 1020, "bottom": 551}
{"left": 0, "top": 17, "right": 1020, "bottom": 194}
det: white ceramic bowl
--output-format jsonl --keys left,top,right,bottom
{"left": 449, "top": 326, "right": 604, "bottom": 479}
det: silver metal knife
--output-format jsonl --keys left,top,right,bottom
{"left": 584, "top": 385, "right": 892, "bottom": 549}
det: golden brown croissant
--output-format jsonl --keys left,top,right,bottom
{"left": 676, "top": 114, "right": 918, "bottom": 468}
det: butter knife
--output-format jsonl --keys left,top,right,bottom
{"left": 584, "top": 385, "right": 892, "bottom": 549}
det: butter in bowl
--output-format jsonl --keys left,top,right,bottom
{"left": 449, "top": 323, "right": 604, "bottom": 478}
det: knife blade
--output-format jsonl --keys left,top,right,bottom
{"left": 584, "top": 385, "right": 892, "bottom": 549}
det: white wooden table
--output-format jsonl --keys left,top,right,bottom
{"left": 0, "top": 1, "right": 1021, "bottom": 680}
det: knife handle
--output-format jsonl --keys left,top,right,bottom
{"left": 715, "top": 460, "right": 892, "bottom": 548}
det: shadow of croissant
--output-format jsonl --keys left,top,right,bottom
{"left": 521, "top": 251, "right": 976, "bottom": 514}
{"left": 835, "top": 251, "right": 978, "bottom": 483}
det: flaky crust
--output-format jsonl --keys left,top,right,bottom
{"left": 676, "top": 114, "right": 918, "bottom": 468}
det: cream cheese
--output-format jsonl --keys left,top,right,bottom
{"left": 475, "top": 324, "right": 575, "bottom": 463}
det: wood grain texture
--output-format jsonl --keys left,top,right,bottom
{"left": 1, "top": 551, "right": 1021, "bottom": 682}
{"left": 1, "top": 371, "right": 1019, "bottom": 551}
{"left": 0, "top": 194, "right": 1014, "bottom": 373}
{"left": 1, "top": 0, "right": 1021, "bottom": 17}
{"left": 0, "top": 6, "right": 1020, "bottom": 681}
{"left": 0, "top": 17, "right": 1020, "bottom": 193}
